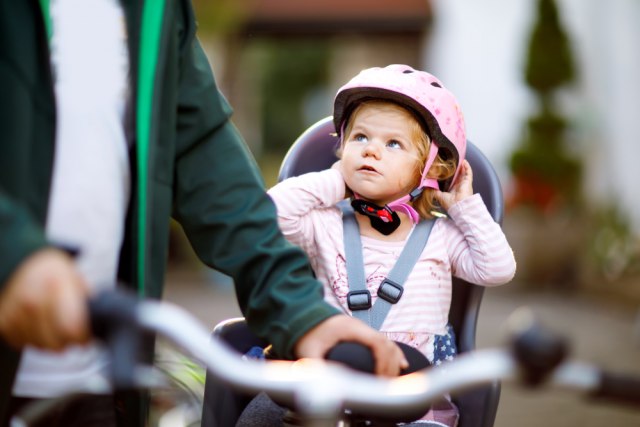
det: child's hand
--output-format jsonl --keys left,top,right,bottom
{"left": 332, "top": 160, "right": 353, "bottom": 198}
{"left": 433, "top": 159, "right": 474, "bottom": 210}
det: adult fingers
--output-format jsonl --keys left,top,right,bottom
{"left": 295, "top": 316, "right": 408, "bottom": 377}
{"left": 0, "top": 249, "right": 90, "bottom": 350}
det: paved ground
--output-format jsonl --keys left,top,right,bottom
{"left": 163, "top": 266, "right": 640, "bottom": 426}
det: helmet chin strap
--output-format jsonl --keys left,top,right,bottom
{"left": 350, "top": 199, "right": 401, "bottom": 235}
{"left": 352, "top": 145, "right": 440, "bottom": 233}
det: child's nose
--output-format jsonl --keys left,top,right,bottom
{"left": 362, "top": 140, "right": 382, "bottom": 158}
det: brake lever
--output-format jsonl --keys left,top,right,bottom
{"left": 506, "top": 307, "right": 569, "bottom": 386}
{"left": 89, "top": 288, "right": 145, "bottom": 390}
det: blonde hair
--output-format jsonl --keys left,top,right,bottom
{"left": 339, "top": 100, "right": 457, "bottom": 219}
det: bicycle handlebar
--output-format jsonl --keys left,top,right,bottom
{"left": 87, "top": 290, "right": 640, "bottom": 420}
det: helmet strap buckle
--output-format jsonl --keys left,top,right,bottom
{"left": 350, "top": 199, "right": 401, "bottom": 235}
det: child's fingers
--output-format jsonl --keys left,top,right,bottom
{"left": 447, "top": 160, "right": 473, "bottom": 198}
{"left": 434, "top": 189, "right": 454, "bottom": 210}
{"left": 462, "top": 159, "right": 473, "bottom": 183}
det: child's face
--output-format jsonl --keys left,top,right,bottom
{"left": 341, "top": 103, "right": 423, "bottom": 207}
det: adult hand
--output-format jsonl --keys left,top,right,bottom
{"left": 0, "top": 248, "right": 90, "bottom": 350}
{"left": 293, "top": 315, "right": 409, "bottom": 377}
{"left": 434, "top": 159, "right": 474, "bottom": 210}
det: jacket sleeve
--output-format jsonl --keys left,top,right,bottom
{"left": 0, "top": 192, "right": 49, "bottom": 292}
{"left": 171, "top": 37, "right": 339, "bottom": 358}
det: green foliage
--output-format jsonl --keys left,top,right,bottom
{"left": 191, "top": 0, "right": 249, "bottom": 35}
{"left": 258, "top": 40, "right": 330, "bottom": 154}
{"left": 509, "top": 107, "right": 582, "bottom": 204}
{"left": 588, "top": 205, "right": 640, "bottom": 281}
{"left": 525, "top": 0, "right": 576, "bottom": 95}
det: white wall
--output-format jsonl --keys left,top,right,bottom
{"left": 426, "top": 0, "right": 640, "bottom": 232}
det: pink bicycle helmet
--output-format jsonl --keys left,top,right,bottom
{"left": 334, "top": 64, "right": 467, "bottom": 222}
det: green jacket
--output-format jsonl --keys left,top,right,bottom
{"left": 0, "top": 0, "right": 338, "bottom": 422}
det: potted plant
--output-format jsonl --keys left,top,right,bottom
{"left": 505, "top": 0, "right": 586, "bottom": 287}
{"left": 509, "top": 0, "right": 580, "bottom": 212}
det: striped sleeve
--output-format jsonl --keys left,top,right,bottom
{"left": 445, "top": 194, "right": 517, "bottom": 286}
{"left": 267, "top": 169, "right": 345, "bottom": 258}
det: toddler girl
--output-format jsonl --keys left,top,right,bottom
{"left": 266, "top": 64, "right": 517, "bottom": 426}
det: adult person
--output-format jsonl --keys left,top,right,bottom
{"left": 0, "top": 1, "right": 407, "bottom": 426}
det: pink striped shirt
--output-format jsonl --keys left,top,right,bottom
{"left": 268, "top": 169, "right": 516, "bottom": 361}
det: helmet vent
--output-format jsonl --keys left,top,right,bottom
{"left": 403, "top": 70, "right": 414, "bottom": 74}
{"left": 430, "top": 82, "right": 442, "bottom": 88}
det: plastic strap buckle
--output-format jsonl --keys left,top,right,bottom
{"left": 347, "top": 290, "right": 372, "bottom": 311}
{"left": 377, "top": 279, "right": 403, "bottom": 304}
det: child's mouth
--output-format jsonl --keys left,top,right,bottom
{"left": 359, "top": 165, "right": 378, "bottom": 173}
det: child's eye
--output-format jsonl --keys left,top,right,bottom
{"left": 387, "top": 140, "right": 402, "bottom": 149}
{"left": 352, "top": 133, "right": 368, "bottom": 143}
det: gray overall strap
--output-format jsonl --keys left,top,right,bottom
{"left": 339, "top": 202, "right": 435, "bottom": 330}
{"left": 339, "top": 202, "right": 370, "bottom": 324}
{"left": 370, "top": 219, "right": 434, "bottom": 330}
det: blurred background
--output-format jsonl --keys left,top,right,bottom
{"left": 163, "top": 0, "right": 640, "bottom": 425}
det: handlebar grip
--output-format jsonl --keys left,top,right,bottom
{"left": 88, "top": 289, "right": 143, "bottom": 389}
{"left": 89, "top": 288, "right": 140, "bottom": 340}
{"left": 326, "top": 341, "right": 430, "bottom": 375}
{"left": 590, "top": 371, "right": 640, "bottom": 406}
